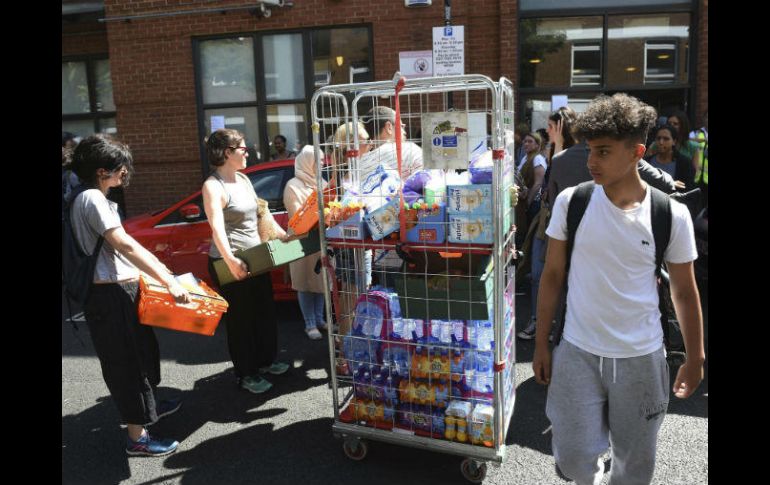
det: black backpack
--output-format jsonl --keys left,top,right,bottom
{"left": 552, "top": 181, "right": 672, "bottom": 346}
{"left": 62, "top": 185, "right": 104, "bottom": 309}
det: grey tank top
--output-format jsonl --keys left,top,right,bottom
{"left": 208, "top": 171, "right": 261, "bottom": 258}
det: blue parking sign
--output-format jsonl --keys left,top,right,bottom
{"left": 445, "top": 26, "right": 453, "bottom": 36}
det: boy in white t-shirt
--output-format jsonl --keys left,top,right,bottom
{"left": 533, "top": 94, "right": 705, "bottom": 485}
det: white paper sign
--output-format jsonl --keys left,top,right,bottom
{"left": 551, "top": 95, "right": 569, "bottom": 111}
{"left": 399, "top": 50, "right": 433, "bottom": 78}
{"left": 422, "top": 111, "right": 488, "bottom": 169}
{"left": 211, "top": 116, "right": 225, "bottom": 132}
{"left": 432, "top": 25, "right": 465, "bottom": 76}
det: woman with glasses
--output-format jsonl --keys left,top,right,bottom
{"left": 202, "top": 128, "right": 291, "bottom": 394}
{"left": 68, "top": 134, "right": 192, "bottom": 456}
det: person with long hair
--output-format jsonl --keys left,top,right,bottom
{"left": 518, "top": 107, "right": 577, "bottom": 340}
{"left": 645, "top": 124, "right": 695, "bottom": 191}
{"left": 515, "top": 131, "right": 546, "bottom": 246}
{"left": 68, "top": 134, "right": 191, "bottom": 456}
{"left": 647, "top": 110, "right": 701, "bottom": 177}
{"left": 203, "top": 128, "right": 291, "bottom": 394}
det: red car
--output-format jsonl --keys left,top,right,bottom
{"left": 123, "top": 159, "right": 298, "bottom": 300}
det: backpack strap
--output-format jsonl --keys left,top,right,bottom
{"left": 649, "top": 186, "right": 672, "bottom": 347}
{"left": 565, "top": 181, "right": 595, "bottom": 274}
{"left": 552, "top": 181, "right": 594, "bottom": 345}
{"left": 649, "top": 186, "right": 672, "bottom": 277}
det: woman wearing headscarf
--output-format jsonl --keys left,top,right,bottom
{"left": 283, "top": 145, "right": 330, "bottom": 339}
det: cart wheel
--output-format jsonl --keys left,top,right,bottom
{"left": 461, "top": 458, "right": 488, "bottom": 483}
{"left": 342, "top": 438, "right": 368, "bottom": 461}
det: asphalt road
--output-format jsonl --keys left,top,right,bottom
{"left": 62, "top": 284, "right": 708, "bottom": 485}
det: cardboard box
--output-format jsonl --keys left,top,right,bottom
{"left": 213, "top": 229, "right": 321, "bottom": 286}
{"left": 448, "top": 215, "right": 494, "bottom": 244}
{"left": 405, "top": 203, "right": 447, "bottom": 244}
{"left": 394, "top": 253, "right": 494, "bottom": 320}
{"left": 138, "top": 275, "right": 228, "bottom": 336}
{"left": 364, "top": 198, "right": 400, "bottom": 241}
{"left": 326, "top": 210, "right": 367, "bottom": 240}
{"left": 447, "top": 184, "right": 493, "bottom": 215}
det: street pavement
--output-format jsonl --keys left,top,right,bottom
{"left": 62, "top": 284, "right": 707, "bottom": 485}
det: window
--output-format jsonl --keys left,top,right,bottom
{"left": 644, "top": 42, "right": 677, "bottom": 83}
{"left": 312, "top": 27, "right": 372, "bottom": 86}
{"left": 519, "top": 17, "right": 603, "bottom": 88}
{"left": 61, "top": 58, "right": 116, "bottom": 138}
{"left": 198, "top": 38, "right": 262, "bottom": 165}
{"left": 571, "top": 44, "right": 601, "bottom": 86}
{"left": 607, "top": 13, "right": 690, "bottom": 86}
{"left": 194, "top": 26, "right": 372, "bottom": 176}
{"left": 250, "top": 168, "right": 292, "bottom": 212}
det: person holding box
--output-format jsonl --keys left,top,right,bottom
{"left": 68, "top": 134, "right": 191, "bottom": 456}
{"left": 202, "top": 128, "right": 290, "bottom": 394}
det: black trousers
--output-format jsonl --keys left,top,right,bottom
{"left": 208, "top": 258, "right": 278, "bottom": 378}
{"left": 84, "top": 281, "right": 160, "bottom": 425}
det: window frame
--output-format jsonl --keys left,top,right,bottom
{"left": 570, "top": 42, "right": 602, "bottom": 86}
{"left": 192, "top": 24, "right": 374, "bottom": 178}
{"left": 643, "top": 40, "right": 678, "bottom": 84}
{"left": 61, "top": 55, "right": 117, "bottom": 135}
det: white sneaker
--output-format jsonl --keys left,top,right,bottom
{"left": 517, "top": 319, "right": 537, "bottom": 340}
{"left": 316, "top": 321, "right": 329, "bottom": 331}
{"left": 305, "top": 327, "right": 323, "bottom": 340}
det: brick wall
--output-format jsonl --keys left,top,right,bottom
{"left": 94, "top": 0, "right": 517, "bottom": 216}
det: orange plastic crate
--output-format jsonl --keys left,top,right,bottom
{"left": 138, "top": 275, "right": 229, "bottom": 336}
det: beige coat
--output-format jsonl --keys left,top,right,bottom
{"left": 283, "top": 146, "right": 326, "bottom": 294}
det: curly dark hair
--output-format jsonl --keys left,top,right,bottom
{"left": 574, "top": 93, "right": 657, "bottom": 146}
{"left": 70, "top": 134, "right": 134, "bottom": 187}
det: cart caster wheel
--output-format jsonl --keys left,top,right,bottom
{"left": 461, "top": 458, "right": 487, "bottom": 483}
{"left": 343, "top": 438, "right": 368, "bottom": 461}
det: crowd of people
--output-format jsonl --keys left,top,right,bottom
{"left": 62, "top": 93, "right": 705, "bottom": 484}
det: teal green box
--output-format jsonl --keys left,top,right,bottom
{"left": 394, "top": 253, "right": 495, "bottom": 320}
{"left": 213, "top": 229, "right": 320, "bottom": 286}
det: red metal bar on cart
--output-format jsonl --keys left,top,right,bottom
{"left": 324, "top": 238, "right": 495, "bottom": 255}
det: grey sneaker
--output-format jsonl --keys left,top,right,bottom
{"left": 305, "top": 327, "right": 323, "bottom": 340}
{"left": 517, "top": 319, "right": 537, "bottom": 340}
{"left": 239, "top": 375, "right": 272, "bottom": 394}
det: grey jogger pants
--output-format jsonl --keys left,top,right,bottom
{"left": 546, "top": 340, "right": 669, "bottom": 485}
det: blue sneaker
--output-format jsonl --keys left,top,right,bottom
{"left": 259, "top": 361, "right": 290, "bottom": 375}
{"left": 126, "top": 432, "right": 179, "bottom": 457}
{"left": 156, "top": 398, "right": 182, "bottom": 420}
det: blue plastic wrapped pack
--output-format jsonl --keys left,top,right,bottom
{"left": 468, "top": 143, "right": 493, "bottom": 184}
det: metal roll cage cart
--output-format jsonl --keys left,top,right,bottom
{"left": 312, "top": 74, "right": 517, "bottom": 483}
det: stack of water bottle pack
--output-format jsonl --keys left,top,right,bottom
{"left": 341, "top": 286, "right": 497, "bottom": 447}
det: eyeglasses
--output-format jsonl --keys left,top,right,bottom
{"left": 229, "top": 146, "right": 248, "bottom": 153}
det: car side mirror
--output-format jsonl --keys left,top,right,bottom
{"left": 180, "top": 204, "right": 201, "bottom": 220}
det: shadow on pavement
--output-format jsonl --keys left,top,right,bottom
{"left": 157, "top": 416, "right": 472, "bottom": 485}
